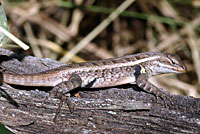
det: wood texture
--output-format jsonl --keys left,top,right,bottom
{"left": 0, "top": 48, "right": 200, "bottom": 134}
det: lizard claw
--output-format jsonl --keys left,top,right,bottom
{"left": 41, "top": 92, "right": 51, "bottom": 108}
{"left": 52, "top": 92, "right": 75, "bottom": 123}
{"left": 136, "top": 74, "right": 173, "bottom": 108}
{"left": 155, "top": 88, "right": 174, "bottom": 107}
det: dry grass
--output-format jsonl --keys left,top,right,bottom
{"left": 1, "top": 0, "right": 199, "bottom": 97}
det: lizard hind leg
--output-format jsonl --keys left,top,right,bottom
{"left": 52, "top": 92, "right": 74, "bottom": 123}
{"left": 46, "top": 74, "right": 82, "bottom": 122}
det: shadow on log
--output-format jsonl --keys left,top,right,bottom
{"left": 0, "top": 48, "right": 200, "bottom": 134}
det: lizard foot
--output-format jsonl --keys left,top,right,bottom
{"left": 141, "top": 82, "right": 173, "bottom": 107}
{"left": 52, "top": 92, "right": 75, "bottom": 123}
{"left": 136, "top": 73, "right": 173, "bottom": 108}
{"left": 49, "top": 74, "right": 82, "bottom": 122}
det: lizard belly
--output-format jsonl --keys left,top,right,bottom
{"left": 91, "top": 76, "right": 136, "bottom": 88}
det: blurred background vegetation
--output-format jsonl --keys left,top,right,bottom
{"left": 0, "top": 0, "right": 200, "bottom": 132}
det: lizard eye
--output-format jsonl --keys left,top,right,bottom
{"left": 169, "top": 58, "right": 175, "bottom": 64}
{"left": 168, "top": 55, "right": 179, "bottom": 66}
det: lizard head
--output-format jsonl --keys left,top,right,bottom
{"left": 139, "top": 52, "right": 187, "bottom": 76}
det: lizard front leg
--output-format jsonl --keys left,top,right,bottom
{"left": 136, "top": 73, "right": 173, "bottom": 107}
{"left": 48, "top": 74, "right": 82, "bottom": 122}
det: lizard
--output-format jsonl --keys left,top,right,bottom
{"left": 0, "top": 51, "right": 187, "bottom": 121}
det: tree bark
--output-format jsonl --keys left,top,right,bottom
{"left": 0, "top": 48, "right": 200, "bottom": 134}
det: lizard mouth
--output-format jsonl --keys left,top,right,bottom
{"left": 176, "top": 64, "right": 187, "bottom": 73}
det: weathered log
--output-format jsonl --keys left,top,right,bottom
{"left": 0, "top": 48, "right": 199, "bottom": 134}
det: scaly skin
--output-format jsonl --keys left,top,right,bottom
{"left": 1, "top": 52, "right": 187, "bottom": 122}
